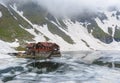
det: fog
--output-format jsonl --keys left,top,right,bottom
{"left": 1, "top": 0, "right": 120, "bottom": 17}
{"left": 36, "top": 0, "right": 120, "bottom": 17}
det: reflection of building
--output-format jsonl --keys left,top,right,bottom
{"left": 25, "top": 42, "right": 61, "bottom": 58}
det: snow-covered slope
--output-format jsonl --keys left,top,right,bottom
{"left": 0, "top": 2, "right": 120, "bottom": 52}
{"left": 3, "top": 3, "right": 120, "bottom": 51}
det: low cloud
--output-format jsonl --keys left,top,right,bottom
{"left": 1, "top": 0, "right": 120, "bottom": 17}
{"left": 36, "top": 0, "right": 120, "bottom": 17}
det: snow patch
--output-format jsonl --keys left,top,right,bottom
{"left": 0, "top": 40, "right": 16, "bottom": 61}
{"left": 95, "top": 11, "right": 120, "bottom": 37}
{"left": 19, "top": 25, "right": 46, "bottom": 42}
{"left": 7, "top": 39, "right": 20, "bottom": 48}
{"left": 13, "top": 16, "right": 18, "bottom": 20}
{"left": 0, "top": 11, "right": 2, "bottom": 18}
{"left": 0, "top": 40, "right": 16, "bottom": 54}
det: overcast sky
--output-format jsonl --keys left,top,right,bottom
{"left": 36, "top": 0, "right": 120, "bottom": 16}
{"left": 1, "top": 0, "right": 120, "bottom": 17}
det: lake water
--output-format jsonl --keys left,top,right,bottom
{"left": 0, "top": 51, "right": 120, "bottom": 83}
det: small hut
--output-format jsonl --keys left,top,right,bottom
{"left": 25, "top": 42, "right": 61, "bottom": 58}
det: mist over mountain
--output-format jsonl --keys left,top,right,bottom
{"left": 2, "top": 0, "right": 120, "bottom": 17}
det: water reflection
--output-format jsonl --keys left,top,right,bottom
{"left": 93, "top": 60, "right": 120, "bottom": 68}
{"left": 27, "top": 61, "right": 63, "bottom": 74}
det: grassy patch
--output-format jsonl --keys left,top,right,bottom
{"left": 0, "top": 4, "right": 34, "bottom": 43}
{"left": 87, "top": 20, "right": 113, "bottom": 44}
{"left": 47, "top": 21, "right": 74, "bottom": 44}
{"left": 114, "top": 27, "right": 120, "bottom": 41}
{"left": 15, "top": 46, "right": 26, "bottom": 51}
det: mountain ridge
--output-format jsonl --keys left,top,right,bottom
{"left": 0, "top": 2, "right": 120, "bottom": 51}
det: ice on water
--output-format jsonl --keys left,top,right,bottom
{"left": 0, "top": 51, "right": 120, "bottom": 83}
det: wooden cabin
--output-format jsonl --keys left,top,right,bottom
{"left": 25, "top": 42, "right": 60, "bottom": 58}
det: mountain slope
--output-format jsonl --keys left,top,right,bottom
{"left": 0, "top": 2, "right": 120, "bottom": 51}
{"left": 0, "top": 4, "right": 34, "bottom": 43}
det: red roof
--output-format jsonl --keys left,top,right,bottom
{"left": 26, "top": 42, "right": 59, "bottom": 48}
{"left": 39, "top": 42, "right": 54, "bottom": 47}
